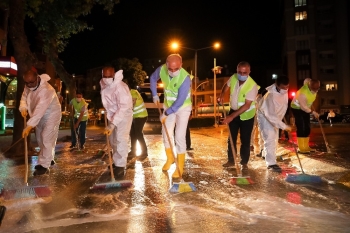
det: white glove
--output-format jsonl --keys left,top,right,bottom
{"left": 284, "top": 125, "right": 292, "bottom": 132}
{"left": 153, "top": 95, "right": 160, "bottom": 105}
{"left": 160, "top": 113, "right": 167, "bottom": 124}
{"left": 312, "top": 111, "right": 319, "bottom": 119}
{"left": 104, "top": 123, "right": 115, "bottom": 136}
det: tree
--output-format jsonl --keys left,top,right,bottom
{"left": 111, "top": 58, "right": 148, "bottom": 89}
{"left": 5, "top": 0, "right": 120, "bottom": 155}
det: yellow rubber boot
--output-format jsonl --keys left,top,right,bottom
{"left": 297, "top": 137, "right": 310, "bottom": 153}
{"left": 172, "top": 153, "right": 185, "bottom": 179}
{"left": 306, "top": 137, "right": 316, "bottom": 152}
{"left": 162, "top": 148, "right": 175, "bottom": 171}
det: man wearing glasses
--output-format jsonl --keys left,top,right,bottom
{"left": 290, "top": 78, "right": 320, "bottom": 153}
{"left": 19, "top": 69, "right": 61, "bottom": 175}
{"left": 100, "top": 66, "right": 133, "bottom": 178}
{"left": 218, "top": 61, "right": 259, "bottom": 172}
{"left": 150, "top": 54, "right": 192, "bottom": 180}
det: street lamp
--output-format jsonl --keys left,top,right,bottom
{"left": 170, "top": 42, "right": 220, "bottom": 117}
{"left": 212, "top": 58, "right": 222, "bottom": 128}
{"left": 65, "top": 90, "right": 69, "bottom": 112}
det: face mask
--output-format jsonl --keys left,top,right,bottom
{"left": 279, "top": 89, "right": 288, "bottom": 94}
{"left": 237, "top": 74, "right": 248, "bottom": 81}
{"left": 169, "top": 70, "right": 180, "bottom": 77}
{"left": 76, "top": 98, "right": 82, "bottom": 102}
{"left": 311, "top": 91, "right": 318, "bottom": 94}
{"left": 29, "top": 87, "right": 37, "bottom": 91}
{"left": 103, "top": 78, "right": 114, "bottom": 85}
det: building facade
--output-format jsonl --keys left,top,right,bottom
{"left": 282, "top": 0, "right": 350, "bottom": 113}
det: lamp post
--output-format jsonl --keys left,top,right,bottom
{"left": 212, "top": 59, "right": 222, "bottom": 128}
{"left": 171, "top": 42, "right": 220, "bottom": 117}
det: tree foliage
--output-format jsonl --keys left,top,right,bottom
{"left": 111, "top": 58, "right": 148, "bottom": 89}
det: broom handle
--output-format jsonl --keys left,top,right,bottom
{"left": 156, "top": 103, "right": 182, "bottom": 179}
{"left": 222, "top": 104, "right": 241, "bottom": 176}
{"left": 2, "top": 137, "right": 23, "bottom": 154}
{"left": 283, "top": 117, "right": 305, "bottom": 174}
{"left": 104, "top": 113, "right": 115, "bottom": 181}
{"left": 317, "top": 117, "right": 331, "bottom": 153}
{"left": 24, "top": 118, "right": 29, "bottom": 185}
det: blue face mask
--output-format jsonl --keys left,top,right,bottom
{"left": 237, "top": 74, "right": 248, "bottom": 81}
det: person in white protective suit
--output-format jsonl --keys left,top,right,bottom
{"left": 100, "top": 66, "right": 133, "bottom": 179}
{"left": 257, "top": 75, "right": 292, "bottom": 172}
{"left": 20, "top": 69, "right": 61, "bottom": 175}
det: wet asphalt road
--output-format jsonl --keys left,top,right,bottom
{"left": 0, "top": 123, "right": 350, "bottom": 232}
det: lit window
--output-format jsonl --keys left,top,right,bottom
{"left": 295, "top": 0, "right": 307, "bottom": 7}
{"left": 295, "top": 11, "right": 307, "bottom": 21}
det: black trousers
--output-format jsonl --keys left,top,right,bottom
{"left": 186, "top": 124, "right": 191, "bottom": 148}
{"left": 130, "top": 117, "right": 148, "bottom": 155}
{"left": 291, "top": 108, "right": 310, "bottom": 137}
{"left": 227, "top": 109, "right": 255, "bottom": 165}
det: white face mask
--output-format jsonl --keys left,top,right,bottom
{"left": 103, "top": 78, "right": 114, "bottom": 85}
{"left": 169, "top": 70, "right": 180, "bottom": 77}
{"left": 279, "top": 89, "right": 288, "bottom": 94}
{"left": 29, "top": 87, "right": 37, "bottom": 91}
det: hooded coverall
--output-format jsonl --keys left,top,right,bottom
{"left": 257, "top": 84, "right": 289, "bottom": 166}
{"left": 19, "top": 74, "right": 62, "bottom": 168}
{"left": 100, "top": 70, "right": 133, "bottom": 167}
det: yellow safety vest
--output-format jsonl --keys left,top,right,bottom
{"left": 131, "top": 89, "right": 148, "bottom": 118}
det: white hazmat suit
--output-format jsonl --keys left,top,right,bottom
{"left": 19, "top": 74, "right": 61, "bottom": 168}
{"left": 257, "top": 84, "right": 289, "bottom": 166}
{"left": 100, "top": 70, "right": 133, "bottom": 167}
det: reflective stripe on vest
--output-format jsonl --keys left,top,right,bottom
{"left": 291, "top": 84, "right": 316, "bottom": 110}
{"left": 72, "top": 98, "right": 88, "bottom": 121}
{"left": 131, "top": 89, "right": 148, "bottom": 118}
{"left": 160, "top": 64, "right": 192, "bottom": 108}
{"left": 229, "top": 74, "right": 259, "bottom": 120}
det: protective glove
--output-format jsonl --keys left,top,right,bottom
{"left": 21, "top": 110, "right": 28, "bottom": 118}
{"left": 153, "top": 95, "right": 160, "bottom": 105}
{"left": 22, "top": 126, "right": 33, "bottom": 138}
{"left": 160, "top": 113, "right": 167, "bottom": 124}
{"left": 284, "top": 125, "right": 292, "bottom": 132}
{"left": 217, "top": 97, "right": 223, "bottom": 106}
{"left": 104, "top": 123, "right": 115, "bottom": 136}
{"left": 312, "top": 111, "right": 319, "bottom": 119}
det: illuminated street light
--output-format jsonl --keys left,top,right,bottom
{"left": 170, "top": 41, "right": 221, "bottom": 117}
{"left": 65, "top": 90, "right": 69, "bottom": 112}
{"left": 212, "top": 59, "right": 223, "bottom": 128}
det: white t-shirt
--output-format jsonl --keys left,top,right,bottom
{"left": 227, "top": 77, "right": 258, "bottom": 110}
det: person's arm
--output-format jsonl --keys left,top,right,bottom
{"left": 222, "top": 84, "right": 258, "bottom": 124}
{"left": 164, "top": 76, "right": 191, "bottom": 115}
{"left": 298, "top": 94, "right": 312, "bottom": 113}
{"left": 74, "top": 104, "right": 86, "bottom": 129}
{"left": 110, "top": 86, "right": 132, "bottom": 126}
{"left": 150, "top": 66, "right": 162, "bottom": 97}
{"left": 260, "top": 93, "right": 288, "bottom": 130}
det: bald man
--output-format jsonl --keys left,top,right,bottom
{"left": 100, "top": 66, "right": 133, "bottom": 179}
{"left": 150, "top": 54, "right": 193, "bottom": 180}
{"left": 19, "top": 70, "right": 61, "bottom": 175}
{"left": 291, "top": 78, "right": 320, "bottom": 153}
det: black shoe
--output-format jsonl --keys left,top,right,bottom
{"left": 35, "top": 160, "right": 55, "bottom": 169}
{"left": 267, "top": 164, "right": 282, "bottom": 172}
{"left": 113, "top": 166, "right": 125, "bottom": 178}
{"left": 241, "top": 164, "right": 249, "bottom": 171}
{"left": 186, "top": 147, "right": 194, "bottom": 151}
{"left": 256, "top": 150, "right": 263, "bottom": 157}
{"left": 33, "top": 165, "right": 49, "bottom": 176}
{"left": 69, "top": 144, "right": 76, "bottom": 149}
{"left": 222, "top": 161, "right": 235, "bottom": 167}
{"left": 128, "top": 151, "right": 136, "bottom": 159}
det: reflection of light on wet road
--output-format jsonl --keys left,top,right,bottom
{"left": 136, "top": 141, "right": 141, "bottom": 156}
{"left": 287, "top": 192, "right": 302, "bottom": 204}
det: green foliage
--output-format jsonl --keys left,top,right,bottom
{"left": 111, "top": 58, "right": 148, "bottom": 89}
{"left": 26, "top": 0, "right": 120, "bottom": 53}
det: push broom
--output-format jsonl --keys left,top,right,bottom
{"left": 90, "top": 114, "right": 132, "bottom": 189}
{"left": 317, "top": 117, "right": 337, "bottom": 156}
{"left": 285, "top": 130, "right": 322, "bottom": 184}
{"left": 0, "top": 118, "right": 51, "bottom": 200}
{"left": 221, "top": 104, "right": 253, "bottom": 185}
{"left": 157, "top": 103, "right": 196, "bottom": 193}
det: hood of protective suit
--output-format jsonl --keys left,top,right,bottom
{"left": 100, "top": 70, "right": 124, "bottom": 90}
{"left": 258, "top": 84, "right": 288, "bottom": 129}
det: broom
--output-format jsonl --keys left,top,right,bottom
{"left": 0, "top": 118, "right": 51, "bottom": 200}
{"left": 157, "top": 103, "right": 196, "bottom": 193}
{"left": 90, "top": 113, "right": 132, "bottom": 189}
{"left": 221, "top": 104, "right": 253, "bottom": 185}
{"left": 285, "top": 130, "right": 322, "bottom": 184}
{"left": 317, "top": 117, "right": 337, "bottom": 156}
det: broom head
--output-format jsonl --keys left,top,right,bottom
{"left": 0, "top": 185, "right": 51, "bottom": 200}
{"left": 285, "top": 173, "right": 322, "bottom": 184}
{"left": 169, "top": 181, "right": 197, "bottom": 193}
{"left": 229, "top": 177, "right": 254, "bottom": 185}
{"left": 90, "top": 180, "right": 133, "bottom": 190}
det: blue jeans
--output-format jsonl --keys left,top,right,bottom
{"left": 71, "top": 118, "right": 87, "bottom": 146}
{"left": 227, "top": 109, "right": 255, "bottom": 165}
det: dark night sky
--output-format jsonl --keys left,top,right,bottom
{"left": 59, "top": 0, "right": 284, "bottom": 82}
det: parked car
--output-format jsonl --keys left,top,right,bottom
{"left": 311, "top": 111, "right": 349, "bottom": 123}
